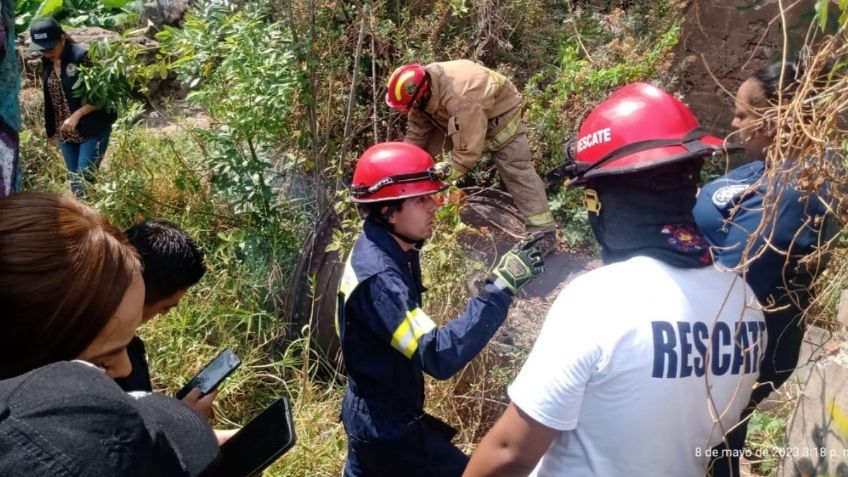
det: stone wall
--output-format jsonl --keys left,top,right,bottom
{"left": 672, "top": 0, "right": 818, "bottom": 135}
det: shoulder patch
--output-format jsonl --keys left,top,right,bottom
{"left": 65, "top": 63, "right": 79, "bottom": 78}
{"left": 711, "top": 184, "right": 749, "bottom": 208}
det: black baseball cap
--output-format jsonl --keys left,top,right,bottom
{"left": 0, "top": 361, "right": 220, "bottom": 476}
{"left": 28, "top": 17, "right": 63, "bottom": 51}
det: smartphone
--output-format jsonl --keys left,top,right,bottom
{"left": 175, "top": 348, "right": 240, "bottom": 400}
{"left": 200, "top": 397, "right": 297, "bottom": 477}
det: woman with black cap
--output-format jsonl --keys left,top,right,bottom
{"left": 29, "top": 17, "right": 116, "bottom": 198}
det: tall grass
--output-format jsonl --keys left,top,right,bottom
{"left": 21, "top": 123, "right": 348, "bottom": 475}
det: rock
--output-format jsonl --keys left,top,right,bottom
{"left": 673, "top": 0, "right": 820, "bottom": 136}
{"left": 64, "top": 26, "right": 121, "bottom": 47}
{"left": 18, "top": 26, "right": 120, "bottom": 72}
{"left": 837, "top": 290, "right": 848, "bottom": 328}
{"left": 143, "top": 0, "right": 192, "bottom": 29}
{"left": 781, "top": 339, "right": 848, "bottom": 476}
{"left": 826, "top": 339, "right": 845, "bottom": 358}
{"left": 790, "top": 326, "right": 838, "bottom": 388}
{"left": 756, "top": 386, "right": 788, "bottom": 413}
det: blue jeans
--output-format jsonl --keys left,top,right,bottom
{"left": 59, "top": 128, "right": 111, "bottom": 198}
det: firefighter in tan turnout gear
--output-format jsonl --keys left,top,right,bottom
{"left": 385, "top": 60, "right": 557, "bottom": 249}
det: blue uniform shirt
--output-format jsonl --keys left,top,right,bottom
{"left": 338, "top": 218, "right": 513, "bottom": 423}
{"left": 694, "top": 160, "right": 830, "bottom": 303}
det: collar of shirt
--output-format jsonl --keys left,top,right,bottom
{"left": 423, "top": 63, "right": 443, "bottom": 116}
{"left": 363, "top": 218, "right": 418, "bottom": 267}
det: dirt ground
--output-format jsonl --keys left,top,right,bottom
{"left": 456, "top": 186, "right": 599, "bottom": 349}
{"left": 501, "top": 250, "right": 599, "bottom": 350}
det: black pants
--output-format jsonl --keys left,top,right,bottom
{"left": 343, "top": 412, "right": 467, "bottom": 477}
{"left": 708, "top": 304, "right": 806, "bottom": 476}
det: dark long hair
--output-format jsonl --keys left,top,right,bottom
{"left": 0, "top": 193, "right": 140, "bottom": 379}
{"left": 751, "top": 61, "right": 802, "bottom": 102}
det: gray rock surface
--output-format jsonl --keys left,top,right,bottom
{"left": 143, "top": 0, "right": 192, "bottom": 29}
{"left": 673, "top": 0, "right": 819, "bottom": 137}
{"left": 780, "top": 328, "right": 848, "bottom": 477}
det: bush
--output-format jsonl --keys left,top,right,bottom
{"left": 524, "top": 2, "right": 684, "bottom": 174}
{"left": 91, "top": 128, "right": 324, "bottom": 477}
{"left": 14, "top": 0, "right": 142, "bottom": 33}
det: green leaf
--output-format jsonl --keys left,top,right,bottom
{"left": 840, "top": 0, "right": 848, "bottom": 27}
{"left": 34, "top": 0, "right": 63, "bottom": 19}
{"left": 101, "top": 0, "right": 130, "bottom": 8}
{"left": 816, "top": 0, "right": 830, "bottom": 30}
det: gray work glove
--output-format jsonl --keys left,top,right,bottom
{"left": 488, "top": 233, "right": 546, "bottom": 294}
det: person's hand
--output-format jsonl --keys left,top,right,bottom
{"left": 448, "top": 166, "right": 465, "bottom": 182}
{"left": 181, "top": 387, "right": 219, "bottom": 419}
{"left": 60, "top": 113, "right": 81, "bottom": 132}
{"left": 488, "top": 233, "right": 545, "bottom": 294}
{"left": 214, "top": 428, "right": 240, "bottom": 446}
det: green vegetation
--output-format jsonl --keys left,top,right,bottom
{"left": 523, "top": 1, "right": 683, "bottom": 246}
{"left": 524, "top": 2, "right": 683, "bottom": 172}
{"left": 549, "top": 187, "right": 595, "bottom": 250}
{"left": 747, "top": 408, "right": 791, "bottom": 475}
{"left": 13, "top": 1, "right": 696, "bottom": 474}
{"left": 17, "top": 0, "right": 848, "bottom": 475}
{"left": 14, "top": 0, "right": 141, "bottom": 32}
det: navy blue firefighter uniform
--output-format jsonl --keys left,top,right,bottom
{"left": 695, "top": 159, "right": 834, "bottom": 402}
{"left": 338, "top": 141, "right": 543, "bottom": 476}
{"left": 337, "top": 217, "right": 512, "bottom": 477}
{"left": 695, "top": 159, "right": 836, "bottom": 476}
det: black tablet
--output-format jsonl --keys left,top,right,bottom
{"left": 200, "top": 397, "right": 297, "bottom": 477}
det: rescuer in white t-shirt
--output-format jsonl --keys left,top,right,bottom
{"left": 463, "top": 83, "right": 766, "bottom": 477}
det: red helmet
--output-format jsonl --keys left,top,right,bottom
{"left": 385, "top": 64, "right": 430, "bottom": 114}
{"left": 568, "top": 83, "right": 724, "bottom": 183}
{"left": 351, "top": 142, "right": 449, "bottom": 203}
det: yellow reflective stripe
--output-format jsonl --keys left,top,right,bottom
{"left": 390, "top": 308, "right": 436, "bottom": 358}
{"left": 407, "top": 308, "right": 436, "bottom": 337}
{"left": 394, "top": 70, "right": 417, "bottom": 102}
{"left": 490, "top": 70, "right": 506, "bottom": 92}
{"left": 391, "top": 318, "right": 416, "bottom": 358}
{"left": 336, "top": 252, "right": 360, "bottom": 337}
{"left": 338, "top": 253, "right": 359, "bottom": 304}
{"left": 486, "top": 112, "right": 522, "bottom": 151}
{"left": 526, "top": 210, "right": 555, "bottom": 226}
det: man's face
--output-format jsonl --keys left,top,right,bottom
{"left": 142, "top": 288, "right": 187, "bottom": 322}
{"left": 388, "top": 194, "right": 439, "bottom": 242}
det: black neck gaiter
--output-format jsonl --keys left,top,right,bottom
{"left": 586, "top": 162, "right": 712, "bottom": 268}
